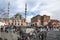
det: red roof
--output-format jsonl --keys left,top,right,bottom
{"left": 21, "top": 19, "right": 26, "bottom": 22}
{"left": 50, "top": 19, "right": 59, "bottom": 22}
{"left": 33, "top": 20, "right": 38, "bottom": 22}
{"left": 12, "top": 20, "right": 16, "bottom": 23}
{"left": 4, "top": 19, "right": 9, "bottom": 22}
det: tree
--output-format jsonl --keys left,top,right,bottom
{"left": 48, "top": 22, "right": 52, "bottom": 26}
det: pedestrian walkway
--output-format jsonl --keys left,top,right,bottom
{"left": 1, "top": 31, "right": 19, "bottom": 40}
{"left": 0, "top": 31, "right": 1, "bottom": 37}
{"left": 46, "top": 30, "right": 60, "bottom": 40}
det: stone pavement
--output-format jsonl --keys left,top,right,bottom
{"left": 1, "top": 29, "right": 60, "bottom": 40}
{"left": 1, "top": 31, "right": 20, "bottom": 40}
{"left": 0, "top": 31, "right": 1, "bottom": 37}
{"left": 46, "top": 30, "right": 60, "bottom": 40}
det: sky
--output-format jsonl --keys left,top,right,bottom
{"left": 0, "top": 0, "right": 60, "bottom": 22}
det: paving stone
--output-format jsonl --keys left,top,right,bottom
{"left": 46, "top": 31, "right": 60, "bottom": 40}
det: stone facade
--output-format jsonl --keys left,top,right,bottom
{"left": 31, "top": 15, "right": 50, "bottom": 26}
{"left": 0, "top": 13, "right": 26, "bottom": 26}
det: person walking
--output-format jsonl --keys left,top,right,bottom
{"left": 41, "top": 32, "right": 44, "bottom": 40}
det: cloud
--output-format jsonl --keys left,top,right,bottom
{"left": 51, "top": 9, "right": 60, "bottom": 20}
{"left": 0, "top": 0, "right": 60, "bottom": 22}
{"left": 39, "top": 11, "right": 52, "bottom": 16}
{"left": 32, "top": 0, "right": 60, "bottom": 20}
{"left": 26, "top": 15, "right": 33, "bottom": 22}
{"left": 30, "top": 3, "right": 40, "bottom": 12}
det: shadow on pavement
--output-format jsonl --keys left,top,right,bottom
{"left": 0, "top": 37, "right": 3, "bottom": 40}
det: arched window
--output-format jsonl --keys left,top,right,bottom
{"left": 18, "top": 23, "right": 19, "bottom": 25}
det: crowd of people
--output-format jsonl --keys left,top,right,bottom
{"left": 0, "top": 23, "right": 60, "bottom": 40}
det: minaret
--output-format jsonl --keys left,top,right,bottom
{"left": 8, "top": 1, "right": 10, "bottom": 25}
{"left": 8, "top": 2, "right": 10, "bottom": 19}
{"left": 25, "top": 3, "right": 27, "bottom": 22}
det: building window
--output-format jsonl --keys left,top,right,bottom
{"left": 21, "top": 24, "right": 22, "bottom": 25}
{"left": 18, "top": 23, "right": 19, "bottom": 25}
{"left": 12, "top": 23, "right": 13, "bottom": 25}
{"left": 15, "top": 16, "right": 16, "bottom": 18}
{"left": 32, "top": 24, "right": 34, "bottom": 26}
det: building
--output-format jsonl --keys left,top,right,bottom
{"left": 50, "top": 19, "right": 59, "bottom": 25}
{"left": 0, "top": 2, "right": 27, "bottom": 27}
{"left": 41, "top": 15, "right": 50, "bottom": 26}
{"left": 0, "top": 13, "right": 26, "bottom": 26}
{"left": 31, "top": 15, "right": 41, "bottom": 26}
{"left": 10, "top": 13, "right": 26, "bottom": 26}
{"left": 31, "top": 15, "right": 50, "bottom": 26}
